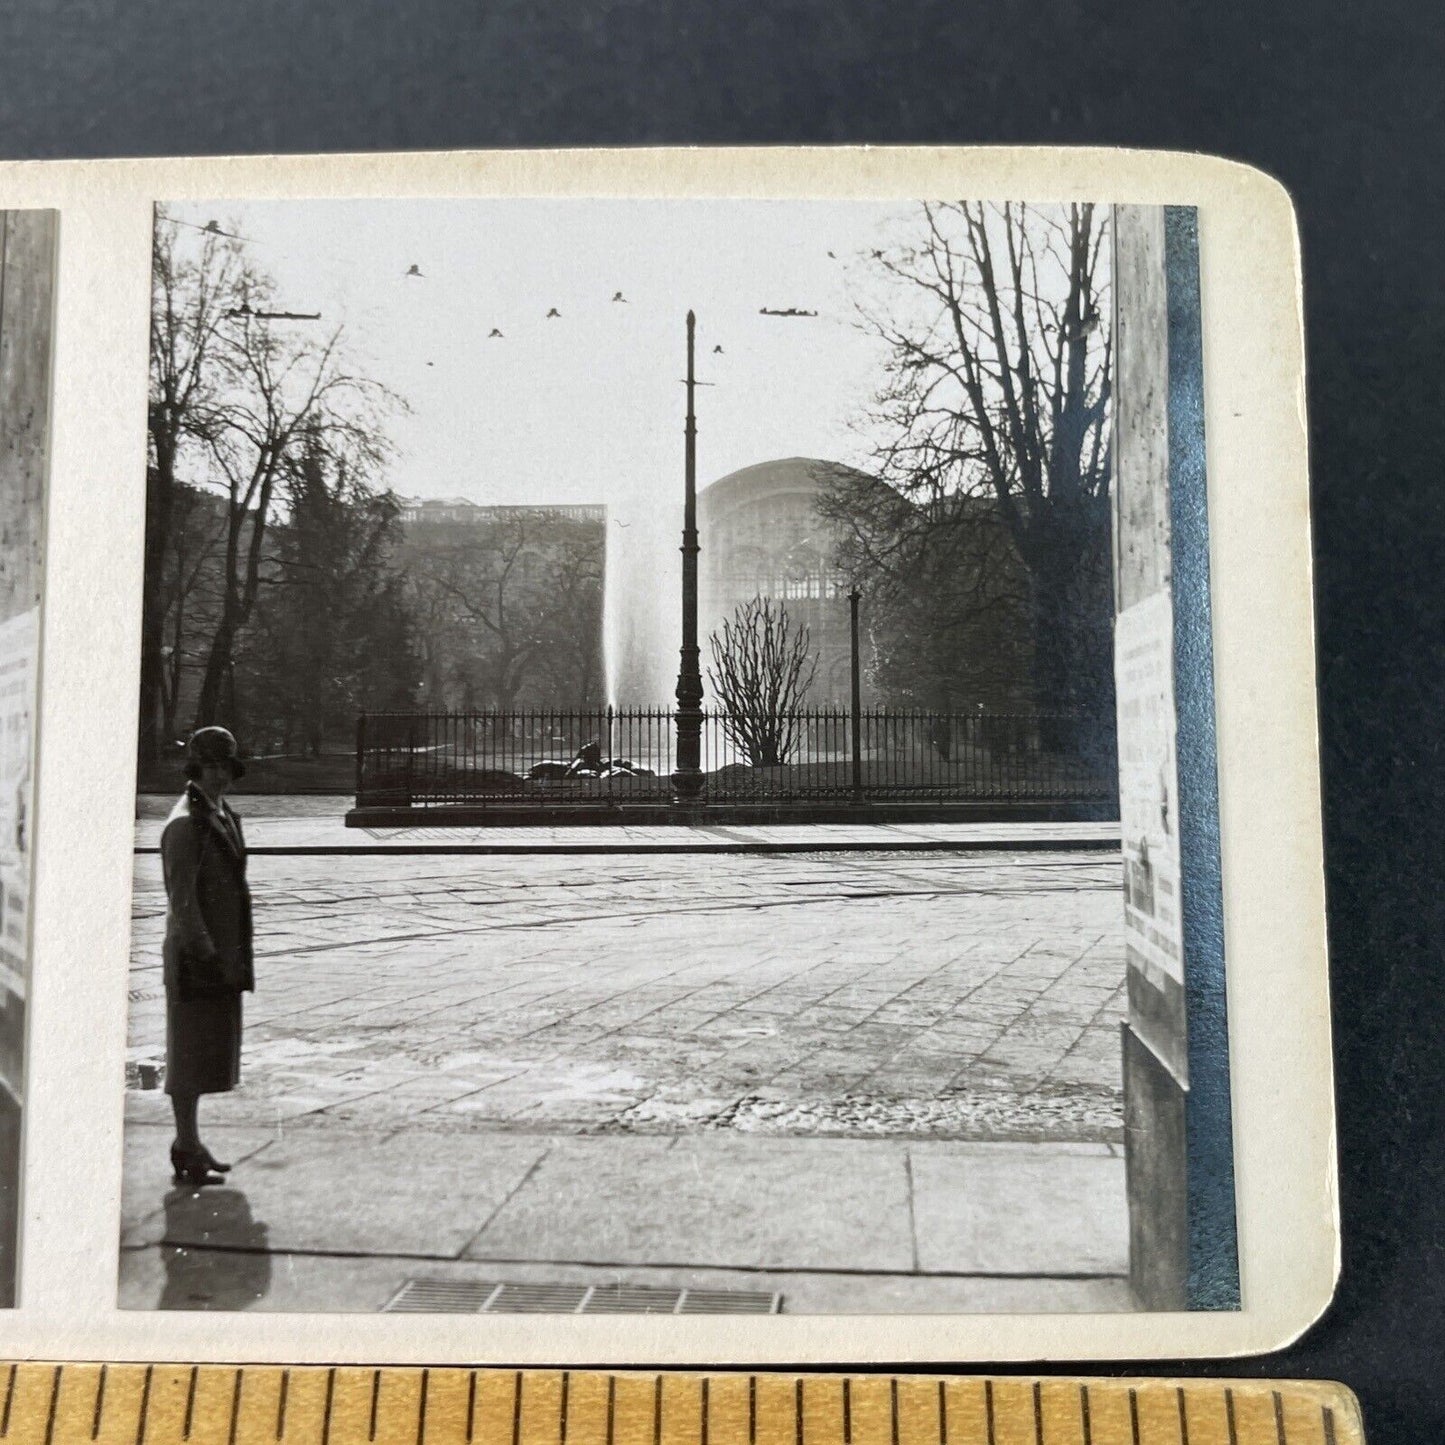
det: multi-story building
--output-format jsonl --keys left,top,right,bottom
{"left": 397, "top": 498, "right": 606, "bottom": 527}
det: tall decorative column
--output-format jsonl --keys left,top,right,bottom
{"left": 671, "top": 311, "right": 705, "bottom": 801}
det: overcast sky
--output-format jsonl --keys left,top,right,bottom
{"left": 169, "top": 197, "right": 917, "bottom": 516}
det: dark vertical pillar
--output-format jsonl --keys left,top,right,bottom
{"left": 671, "top": 311, "right": 704, "bottom": 801}
{"left": 0, "top": 210, "right": 57, "bottom": 1307}
{"left": 1111, "top": 205, "right": 1239, "bottom": 1310}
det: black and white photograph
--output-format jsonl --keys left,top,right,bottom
{"left": 116, "top": 193, "right": 1235, "bottom": 1317}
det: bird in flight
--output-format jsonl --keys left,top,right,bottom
{"left": 759, "top": 307, "right": 818, "bottom": 318}
{"left": 404, "top": 264, "right": 424, "bottom": 278}
{"left": 238, "top": 308, "right": 321, "bottom": 321}
{"left": 176, "top": 218, "right": 248, "bottom": 241}
{"left": 612, "top": 291, "right": 627, "bottom": 303}
{"left": 827, "top": 250, "right": 836, "bottom": 259}
{"left": 426, "top": 361, "right": 435, "bottom": 367}
{"left": 487, "top": 328, "right": 504, "bottom": 338}
{"left": 712, "top": 344, "right": 724, "bottom": 354}
{"left": 546, "top": 307, "right": 561, "bottom": 318}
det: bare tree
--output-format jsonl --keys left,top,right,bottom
{"left": 143, "top": 210, "right": 245, "bottom": 763}
{"left": 708, "top": 595, "right": 819, "bottom": 767}
{"left": 408, "top": 515, "right": 542, "bottom": 712}
{"left": 403, "top": 511, "right": 605, "bottom": 712}
{"left": 145, "top": 210, "right": 404, "bottom": 748}
{"left": 156, "top": 481, "right": 228, "bottom": 743}
{"left": 818, "top": 467, "right": 1034, "bottom": 712}
{"left": 190, "top": 312, "right": 398, "bottom": 729}
{"left": 841, "top": 202, "right": 1114, "bottom": 742}
{"left": 531, "top": 526, "right": 605, "bottom": 708}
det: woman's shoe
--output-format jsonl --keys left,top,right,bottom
{"left": 197, "top": 1146, "right": 232, "bottom": 1173}
{"left": 170, "top": 1145, "right": 224, "bottom": 1188}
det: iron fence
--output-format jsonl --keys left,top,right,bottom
{"left": 356, "top": 707, "right": 1117, "bottom": 810}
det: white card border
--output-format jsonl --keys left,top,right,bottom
{"left": 0, "top": 146, "right": 1333, "bottom": 1362}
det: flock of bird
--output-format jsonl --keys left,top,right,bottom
{"left": 400, "top": 259, "right": 821, "bottom": 349}
{"left": 181, "top": 217, "right": 831, "bottom": 359}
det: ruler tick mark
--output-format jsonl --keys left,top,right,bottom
{"left": 798, "top": 1380, "right": 806, "bottom": 1445}
{"left": 228, "top": 1372, "right": 242, "bottom": 1445}
{"left": 1129, "top": 1389, "right": 1140, "bottom": 1445}
{"left": 136, "top": 1367, "right": 153, "bottom": 1445}
{"left": 43, "top": 1365, "right": 61, "bottom": 1445}
{"left": 370, "top": 1372, "right": 381, "bottom": 1441}
{"left": 418, "top": 1369, "right": 430, "bottom": 1445}
{"left": 322, "top": 1368, "right": 337, "bottom": 1445}
{"left": 938, "top": 1382, "right": 947, "bottom": 1445}
{"left": 466, "top": 1374, "right": 477, "bottom": 1445}
{"left": 1226, "top": 1389, "right": 1237, "bottom": 1445}
{"left": 749, "top": 1378, "right": 757, "bottom": 1445}
{"left": 701, "top": 1378, "right": 709, "bottom": 1445}
{"left": 606, "top": 1378, "right": 616, "bottom": 1445}
{"left": 1272, "top": 1391, "right": 1286, "bottom": 1445}
{"left": 276, "top": 1370, "right": 290, "bottom": 1440}
{"left": 93, "top": 1365, "right": 109, "bottom": 1442}
{"left": 985, "top": 1381, "right": 996, "bottom": 1445}
{"left": 559, "top": 1374, "right": 569, "bottom": 1445}
{"left": 1322, "top": 1407, "right": 1337, "bottom": 1445}
{"left": 890, "top": 1380, "right": 898, "bottom": 1445}
{"left": 1176, "top": 1387, "right": 1189, "bottom": 1445}
{"left": 3, "top": 1362, "right": 18, "bottom": 1436}
{"left": 512, "top": 1372, "right": 523, "bottom": 1445}
{"left": 1080, "top": 1385, "right": 1092, "bottom": 1445}
{"left": 654, "top": 1377, "right": 663, "bottom": 1445}
{"left": 183, "top": 1367, "right": 198, "bottom": 1440}
{"left": 842, "top": 1381, "right": 851, "bottom": 1445}
{"left": 1033, "top": 1384, "right": 1043, "bottom": 1445}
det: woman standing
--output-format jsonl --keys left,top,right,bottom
{"left": 160, "top": 727, "right": 254, "bottom": 1188}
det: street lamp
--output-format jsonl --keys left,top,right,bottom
{"left": 670, "top": 311, "right": 705, "bottom": 802}
{"left": 848, "top": 584, "right": 864, "bottom": 801}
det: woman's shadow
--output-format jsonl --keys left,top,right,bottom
{"left": 158, "top": 1185, "right": 272, "bottom": 1311}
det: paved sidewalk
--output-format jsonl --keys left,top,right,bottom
{"left": 119, "top": 1127, "right": 1130, "bottom": 1313}
{"left": 134, "top": 794, "right": 1120, "bottom": 854}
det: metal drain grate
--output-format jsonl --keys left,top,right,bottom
{"left": 383, "top": 1279, "right": 781, "bottom": 1315}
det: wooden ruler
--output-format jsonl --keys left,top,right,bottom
{"left": 0, "top": 1369, "right": 1363, "bottom": 1445}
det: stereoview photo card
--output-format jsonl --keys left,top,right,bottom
{"left": 0, "top": 149, "right": 1333, "bottom": 1363}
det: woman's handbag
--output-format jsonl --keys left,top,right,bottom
{"left": 176, "top": 944, "right": 237, "bottom": 1001}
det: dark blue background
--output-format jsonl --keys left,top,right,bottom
{"left": 2, "top": 2, "right": 1441, "bottom": 1439}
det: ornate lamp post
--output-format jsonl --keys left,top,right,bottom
{"left": 848, "top": 585, "right": 864, "bottom": 800}
{"left": 670, "top": 311, "right": 705, "bottom": 801}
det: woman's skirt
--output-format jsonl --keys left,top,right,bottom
{"left": 164, "top": 990, "right": 242, "bottom": 1096}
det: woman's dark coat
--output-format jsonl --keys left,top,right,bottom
{"left": 161, "top": 783, "right": 255, "bottom": 998}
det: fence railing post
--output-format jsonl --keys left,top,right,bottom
{"left": 404, "top": 717, "right": 417, "bottom": 809}
{"left": 354, "top": 713, "right": 366, "bottom": 805}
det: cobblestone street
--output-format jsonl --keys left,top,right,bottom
{"left": 121, "top": 843, "right": 1133, "bottom": 1313}
{"left": 125, "top": 849, "right": 1126, "bottom": 1143}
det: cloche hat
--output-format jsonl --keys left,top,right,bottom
{"left": 184, "top": 726, "right": 246, "bottom": 780}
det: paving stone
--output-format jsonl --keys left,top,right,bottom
{"left": 463, "top": 1136, "right": 915, "bottom": 1272}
